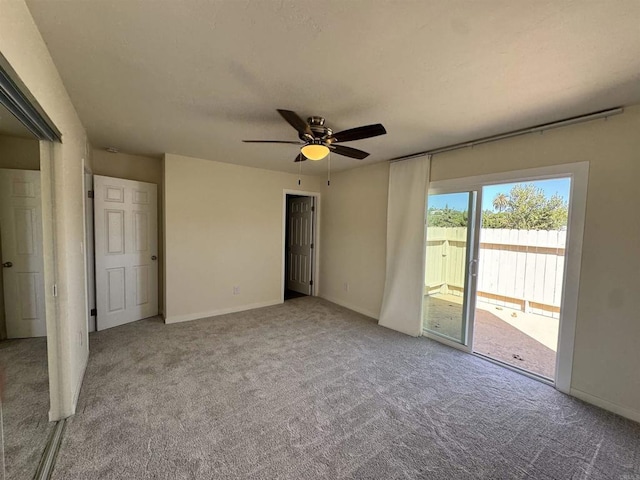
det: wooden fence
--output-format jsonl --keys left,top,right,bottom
{"left": 425, "top": 227, "right": 567, "bottom": 318}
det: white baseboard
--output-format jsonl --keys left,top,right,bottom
{"left": 322, "top": 296, "right": 425, "bottom": 337}
{"left": 165, "top": 299, "right": 282, "bottom": 324}
{"left": 570, "top": 388, "right": 640, "bottom": 423}
{"left": 320, "top": 295, "right": 379, "bottom": 320}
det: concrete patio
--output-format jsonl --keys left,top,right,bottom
{"left": 423, "top": 294, "right": 558, "bottom": 379}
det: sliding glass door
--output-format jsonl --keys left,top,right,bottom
{"left": 423, "top": 166, "right": 587, "bottom": 389}
{"left": 423, "top": 191, "right": 479, "bottom": 345}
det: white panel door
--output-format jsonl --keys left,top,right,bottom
{"left": 286, "top": 196, "right": 314, "bottom": 295}
{"left": 94, "top": 175, "right": 158, "bottom": 330}
{"left": 0, "top": 169, "right": 46, "bottom": 338}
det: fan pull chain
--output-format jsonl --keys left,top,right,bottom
{"left": 298, "top": 153, "right": 302, "bottom": 185}
{"left": 327, "top": 151, "right": 331, "bottom": 186}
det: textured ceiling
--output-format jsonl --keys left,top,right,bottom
{"left": 26, "top": 0, "right": 640, "bottom": 174}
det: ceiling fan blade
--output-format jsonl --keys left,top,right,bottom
{"left": 277, "top": 109, "right": 312, "bottom": 137}
{"left": 294, "top": 153, "right": 307, "bottom": 163}
{"left": 242, "top": 140, "right": 303, "bottom": 144}
{"left": 330, "top": 144, "right": 370, "bottom": 160}
{"left": 330, "top": 123, "right": 386, "bottom": 143}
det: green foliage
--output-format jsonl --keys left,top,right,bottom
{"left": 427, "top": 184, "right": 568, "bottom": 231}
{"left": 482, "top": 184, "right": 568, "bottom": 230}
{"left": 482, "top": 210, "right": 509, "bottom": 228}
{"left": 427, "top": 205, "right": 468, "bottom": 227}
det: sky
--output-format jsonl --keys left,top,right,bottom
{"left": 428, "top": 177, "right": 571, "bottom": 211}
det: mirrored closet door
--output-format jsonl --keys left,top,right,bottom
{"left": 0, "top": 93, "right": 55, "bottom": 480}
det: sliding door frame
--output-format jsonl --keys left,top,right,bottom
{"left": 423, "top": 189, "right": 481, "bottom": 352}
{"left": 425, "top": 162, "right": 589, "bottom": 394}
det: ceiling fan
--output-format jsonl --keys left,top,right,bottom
{"left": 243, "top": 109, "right": 387, "bottom": 162}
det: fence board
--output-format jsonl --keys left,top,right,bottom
{"left": 425, "top": 227, "right": 567, "bottom": 318}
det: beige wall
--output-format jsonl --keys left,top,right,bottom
{"left": 4, "top": 0, "right": 637, "bottom": 423}
{"left": 0, "top": 134, "right": 40, "bottom": 169}
{"left": 319, "top": 162, "right": 389, "bottom": 319}
{"left": 92, "top": 149, "right": 162, "bottom": 184}
{"left": 321, "top": 106, "right": 640, "bottom": 420}
{"left": 92, "top": 149, "right": 165, "bottom": 312}
{"left": 1, "top": 0, "right": 92, "bottom": 419}
{"left": 164, "top": 153, "right": 324, "bottom": 322}
{"left": 428, "top": 105, "right": 640, "bottom": 419}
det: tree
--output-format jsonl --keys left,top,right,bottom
{"left": 427, "top": 205, "right": 467, "bottom": 228}
{"left": 482, "top": 183, "right": 568, "bottom": 230}
{"left": 492, "top": 193, "right": 508, "bottom": 212}
{"left": 482, "top": 210, "right": 509, "bottom": 228}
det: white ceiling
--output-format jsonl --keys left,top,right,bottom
{"left": 26, "top": 0, "right": 640, "bottom": 175}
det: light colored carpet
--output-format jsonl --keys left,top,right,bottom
{"left": 53, "top": 297, "right": 639, "bottom": 479}
{"left": 0, "top": 337, "right": 53, "bottom": 480}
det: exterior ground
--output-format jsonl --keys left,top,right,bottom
{"left": 423, "top": 294, "right": 558, "bottom": 379}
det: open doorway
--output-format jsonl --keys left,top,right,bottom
{"left": 284, "top": 193, "right": 317, "bottom": 301}
{"left": 471, "top": 178, "right": 571, "bottom": 380}
{"left": 83, "top": 163, "right": 96, "bottom": 333}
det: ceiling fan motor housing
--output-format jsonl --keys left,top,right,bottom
{"left": 300, "top": 116, "right": 333, "bottom": 142}
{"left": 242, "top": 109, "right": 384, "bottom": 161}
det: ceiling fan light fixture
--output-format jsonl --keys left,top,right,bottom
{"left": 242, "top": 109, "right": 385, "bottom": 162}
{"left": 301, "top": 144, "right": 329, "bottom": 161}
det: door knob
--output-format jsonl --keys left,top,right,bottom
{"left": 151, "top": 255, "right": 157, "bottom": 261}
{"left": 2, "top": 261, "right": 12, "bottom": 268}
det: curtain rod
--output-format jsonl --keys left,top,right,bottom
{"left": 388, "top": 107, "right": 624, "bottom": 162}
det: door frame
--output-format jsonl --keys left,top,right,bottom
{"left": 422, "top": 190, "right": 480, "bottom": 350}
{"left": 425, "top": 162, "right": 589, "bottom": 394}
{"left": 281, "top": 189, "right": 321, "bottom": 303}
{"left": 81, "top": 160, "right": 96, "bottom": 333}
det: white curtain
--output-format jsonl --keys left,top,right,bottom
{"left": 378, "top": 155, "right": 430, "bottom": 336}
